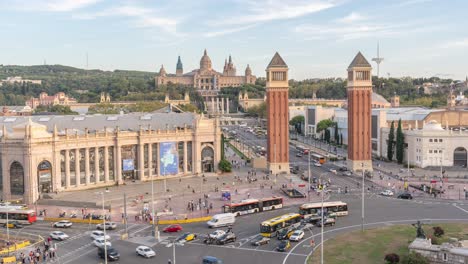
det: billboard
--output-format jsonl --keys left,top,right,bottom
{"left": 160, "top": 142, "right": 179, "bottom": 175}
{"left": 122, "top": 159, "right": 135, "bottom": 171}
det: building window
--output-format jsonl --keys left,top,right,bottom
{"left": 89, "top": 148, "right": 95, "bottom": 183}
{"left": 108, "top": 146, "right": 114, "bottom": 180}
{"left": 144, "top": 144, "right": 149, "bottom": 177}
{"left": 439, "top": 139, "right": 443, "bottom": 143}
{"left": 178, "top": 142, "right": 184, "bottom": 172}
{"left": 60, "top": 150, "right": 66, "bottom": 187}
{"left": 439, "top": 150, "right": 443, "bottom": 153}
{"left": 429, "top": 150, "right": 433, "bottom": 153}
{"left": 99, "top": 147, "right": 105, "bottom": 182}
{"left": 79, "top": 149, "right": 86, "bottom": 185}
{"left": 348, "top": 71, "right": 353, "bottom": 80}
{"left": 429, "top": 139, "right": 433, "bottom": 142}
{"left": 69, "top": 150, "right": 76, "bottom": 186}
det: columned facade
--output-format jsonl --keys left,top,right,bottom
{"left": 266, "top": 52, "right": 290, "bottom": 174}
{"left": 0, "top": 113, "right": 221, "bottom": 204}
{"left": 347, "top": 52, "right": 373, "bottom": 172}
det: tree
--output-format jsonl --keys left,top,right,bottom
{"left": 340, "top": 133, "right": 343, "bottom": 146}
{"left": 396, "top": 119, "right": 405, "bottom": 164}
{"left": 324, "top": 129, "right": 331, "bottom": 143}
{"left": 387, "top": 121, "right": 395, "bottom": 161}
{"left": 218, "top": 159, "right": 232, "bottom": 172}
{"left": 384, "top": 253, "right": 400, "bottom": 264}
{"left": 433, "top": 226, "right": 444, "bottom": 237}
{"left": 334, "top": 124, "right": 339, "bottom": 143}
{"left": 316, "top": 119, "right": 335, "bottom": 133}
{"left": 289, "top": 115, "right": 305, "bottom": 133}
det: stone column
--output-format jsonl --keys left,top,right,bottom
{"left": 148, "top": 143, "right": 153, "bottom": 178}
{"left": 156, "top": 143, "right": 161, "bottom": 176}
{"left": 116, "top": 145, "right": 122, "bottom": 184}
{"left": 2, "top": 150, "right": 11, "bottom": 200}
{"left": 94, "top": 147, "right": 100, "bottom": 183}
{"left": 65, "top": 149, "right": 70, "bottom": 189}
{"left": 138, "top": 143, "right": 144, "bottom": 180}
{"left": 226, "top": 98, "right": 230, "bottom": 114}
{"left": 85, "top": 148, "right": 90, "bottom": 185}
{"left": 23, "top": 151, "right": 35, "bottom": 204}
{"left": 216, "top": 98, "right": 219, "bottom": 113}
{"left": 221, "top": 98, "right": 225, "bottom": 114}
{"left": 183, "top": 141, "right": 188, "bottom": 174}
{"left": 211, "top": 97, "right": 215, "bottom": 114}
{"left": 104, "top": 146, "right": 109, "bottom": 183}
{"left": 75, "top": 149, "right": 80, "bottom": 187}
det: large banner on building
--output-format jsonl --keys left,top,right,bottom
{"left": 160, "top": 142, "right": 179, "bottom": 175}
{"left": 122, "top": 159, "right": 135, "bottom": 171}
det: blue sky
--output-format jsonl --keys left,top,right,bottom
{"left": 0, "top": 0, "right": 467, "bottom": 80}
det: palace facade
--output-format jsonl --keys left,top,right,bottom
{"left": 0, "top": 112, "right": 221, "bottom": 204}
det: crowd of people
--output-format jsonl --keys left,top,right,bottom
{"left": 17, "top": 238, "right": 57, "bottom": 264}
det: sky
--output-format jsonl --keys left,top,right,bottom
{"left": 0, "top": 0, "right": 467, "bottom": 80}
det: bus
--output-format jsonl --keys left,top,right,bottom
{"left": 0, "top": 208, "right": 37, "bottom": 224}
{"left": 260, "top": 213, "right": 302, "bottom": 237}
{"left": 298, "top": 201, "right": 348, "bottom": 219}
{"left": 223, "top": 197, "right": 283, "bottom": 216}
{"left": 311, "top": 153, "right": 326, "bottom": 164}
{"left": 296, "top": 146, "right": 309, "bottom": 155}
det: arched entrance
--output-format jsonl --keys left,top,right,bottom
{"left": 10, "top": 161, "right": 24, "bottom": 195}
{"left": 201, "top": 146, "right": 214, "bottom": 173}
{"left": 38, "top": 161, "right": 52, "bottom": 193}
{"left": 453, "top": 147, "right": 467, "bottom": 167}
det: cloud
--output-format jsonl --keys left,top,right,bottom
{"left": 202, "top": 24, "right": 257, "bottom": 38}
{"left": 74, "top": 5, "right": 180, "bottom": 34}
{"left": 5, "top": 0, "right": 102, "bottom": 12}
{"left": 397, "top": 0, "right": 433, "bottom": 7}
{"left": 336, "top": 12, "right": 366, "bottom": 23}
{"left": 440, "top": 38, "right": 468, "bottom": 49}
{"left": 215, "top": 0, "right": 339, "bottom": 25}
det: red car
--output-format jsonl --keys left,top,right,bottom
{"left": 163, "top": 224, "right": 183, "bottom": 233}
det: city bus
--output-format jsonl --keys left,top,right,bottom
{"left": 298, "top": 201, "right": 348, "bottom": 219}
{"left": 311, "top": 153, "right": 326, "bottom": 164}
{"left": 223, "top": 197, "right": 283, "bottom": 216}
{"left": 260, "top": 213, "right": 302, "bottom": 237}
{"left": 296, "top": 146, "right": 309, "bottom": 155}
{"left": 0, "top": 208, "right": 37, "bottom": 224}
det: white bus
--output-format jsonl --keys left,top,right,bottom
{"left": 299, "top": 201, "right": 348, "bottom": 218}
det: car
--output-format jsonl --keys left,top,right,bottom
{"left": 277, "top": 228, "right": 295, "bottom": 240}
{"left": 314, "top": 163, "right": 322, "bottom": 167}
{"left": 98, "top": 246, "right": 120, "bottom": 261}
{"left": 398, "top": 193, "right": 413, "bottom": 200}
{"left": 3, "top": 221, "right": 23, "bottom": 229}
{"left": 90, "top": 230, "right": 110, "bottom": 240}
{"left": 202, "top": 256, "right": 223, "bottom": 264}
{"left": 296, "top": 152, "right": 303, "bottom": 157}
{"left": 250, "top": 235, "right": 270, "bottom": 246}
{"left": 329, "top": 169, "right": 337, "bottom": 174}
{"left": 93, "top": 238, "right": 112, "bottom": 248}
{"left": 289, "top": 230, "right": 305, "bottom": 242}
{"left": 380, "top": 190, "right": 394, "bottom": 196}
{"left": 216, "top": 232, "right": 236, "bottom": 245}
{"left": 316, "top": 218, "right": 336, "bottom": 227}
{"left": 176, "top": 232, "right": 197, "bottom": 242}
{"left": 163, "top": 224, "right": 183, "bottom": 233}
{"left": 136, "top": 245, "right": 156, "bottom": 258}
{"left": 50, "top": 231, "right": 69, "bottom": 241}
{"left": 342, "top": 171, "right": 352, "bottom": 176}
{"left": 53, "top": 220, "right": 72, "bottom": 228}
{"left": 276, "top": 240, "right": 291, "bottom": 252}
{"left": 209, "top": 230, "right": 226, "bottom": 240}
{"left": 96, "top": 222, "right": 117, "bottom": 230}
{"left": 338, "top": 166, "right": 348, "bottom": 171}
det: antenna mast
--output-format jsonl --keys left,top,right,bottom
{"left": 372, "top": 42, "right": 384, "bottom": 78}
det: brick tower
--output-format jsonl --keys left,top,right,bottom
{"left": 347, "top": 52, "right": 373, "bottom": 172}
{"left": 266, "top": 52, "right": 290, "bottom": 174}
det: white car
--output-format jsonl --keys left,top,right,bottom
{"left": 329, "top": 169, "right": 337, "bottom": 174}
{"left": 380, "top": 190, "right": 394, "bottom": 196}
{"left": 50, "top": 231, "right": 69, "bottom": 241}
{"left": 314, "top": 163, "right": 322, "bottom": 167}
{"left": 90, "top": 230, "right": 110, "bottom": 240}
{"left": 96, "top": 222, "right": 117, "bottom": 230}
{"left": 289, "top": 230, "right": 305, "bottom": 241}
{"left": 53, "top": 220, "right": 72, "bottom": 228}
{"left": 209, "top": 230, "right": 226, "bottom": 239}
{"left": 93, "top": 238, "right": 111, "bottom": 248}
{"left": 136, "top": 245, "right": 156, "bottom": 258}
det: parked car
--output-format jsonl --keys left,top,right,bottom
{"left": 316, "top": 218, "right": 336, "bottom": 227}
{"left": 329, "top": 169, "right": 337, "bottom": 174}
{"left": 216, "top": 232, "right": 236, "bottom": 245}
{"left": 338, "top": 166, "right": 348, "bottom": 171}
{"left": 290, "top": 166, "right": 300, "bottom": 174}
{"left": 250, "top": 235, "right": 270, "bottom": 246}
{"left": 398, "top": 193, "right": 413, "bottom": 200}
{"left": 96, "top": 222, "right": 117, "bottom": 230}
{"left": 296, "top": 152, "right": 303, "bottom": 157}
{"left": 289, "top": 230, "right": 305, "bottom": 242}
{"left": 98, "top": 246, "right": 120, "bottom": 261}
{"left": 176, "top": 232, "right": 197, "bottom": 242}
{"left": 314, "top": 163, "right": 322, "bottom": 167}
{"left": 209, "top": 230, "right": 226, "bottom": 240}
{"left": 53, "top": 220, "right": 73, "bottom": 228}
{"left": 163, "top": 224, "right": 183, "bottom": 233}
{"left": 90, "top": 230, "right": 110, "bottom": 240}
{"left": 202, "top": 256, "right": 223, "bottom": 264}
{"left": 136, "top": 245, "right": 156, "bottom": 258}
{"left": 50, "top": 231, "right": 69, "bottom": 241}
{"left": 342, "top": 171, "right": 352, "bottom": 176}
{"left": 380, "top": 190, "right": 394, "bottom": 196}
{"left": 93, "top": 238, "right": 112, "bottom": 248}
{"left": 276, "top": 240, "right": 291, "bottom": 252}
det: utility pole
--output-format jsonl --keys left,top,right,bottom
{"left": 361, "top": 163, "right": 365, "bottom": 232}
{"left": 123, "top": 193, "right": 128, "bottom": 236}
{"left": 308, "top": 151, "right": 311, "bottom": 202}
{"left": 320, "top": 172, "right": 326, "bottom": 264}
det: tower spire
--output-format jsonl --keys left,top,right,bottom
{"left": 372, "top": 42, "right": 384, "bottom": 78}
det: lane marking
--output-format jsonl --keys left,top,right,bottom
{"left": 189, "top": 241, "right": 308, "bottom": 257}
{"left": 453, "top": 204, "right": 468, "bottom": 214}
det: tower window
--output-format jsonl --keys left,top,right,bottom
{"left": 348, "top": 71, "right": 353, "bottom": 81}
{"left": 356, "top": 71, "right": 370, "bottom": 80}
{"left": 272, "top": 71, "right": 286, "bottom": 81}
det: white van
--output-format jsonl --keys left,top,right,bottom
{"left": 207, "top": 213, "right": 235, "bottom": 228}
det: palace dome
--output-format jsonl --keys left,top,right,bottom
{"left": 200, "top": 49, "right": 212, "bottom": 70}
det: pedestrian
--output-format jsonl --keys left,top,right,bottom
{"left": 247, "top": 192, "right": 250, "bottom": 199}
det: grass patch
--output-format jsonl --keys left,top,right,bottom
{"left": 308, "top": 223, "right": 468, "bottom": 264}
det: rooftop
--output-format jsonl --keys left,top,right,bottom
{"left": 348, "top": 52, "right": 371, "bottom": 68}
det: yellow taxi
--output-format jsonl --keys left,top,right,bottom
{"left": 176, "top": 232, "right": 197, "bottom": 242}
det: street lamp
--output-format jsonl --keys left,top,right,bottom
{"left": 97, "top": 188, "right": 110, "bottom": 264}
{"left": 307, "top": 152, "right": 311, "bottom": 202}
{"left": 318, "top": 172, "right": 328, "bottom": 264}
{"left": 361, "top": 163, "right": 365, "bottom": 232}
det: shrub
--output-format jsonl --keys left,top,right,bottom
{"left": 218, "top": 159, "right": 232, "bottom": 172}
{"left": 384, "top": 253, "right": 400, "bottom": 264}
{"left": 433, "top": 226, "right": 444, "bottom": 237}
{"left": 404, "top": 252, "right": 430, "bottom": 264}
